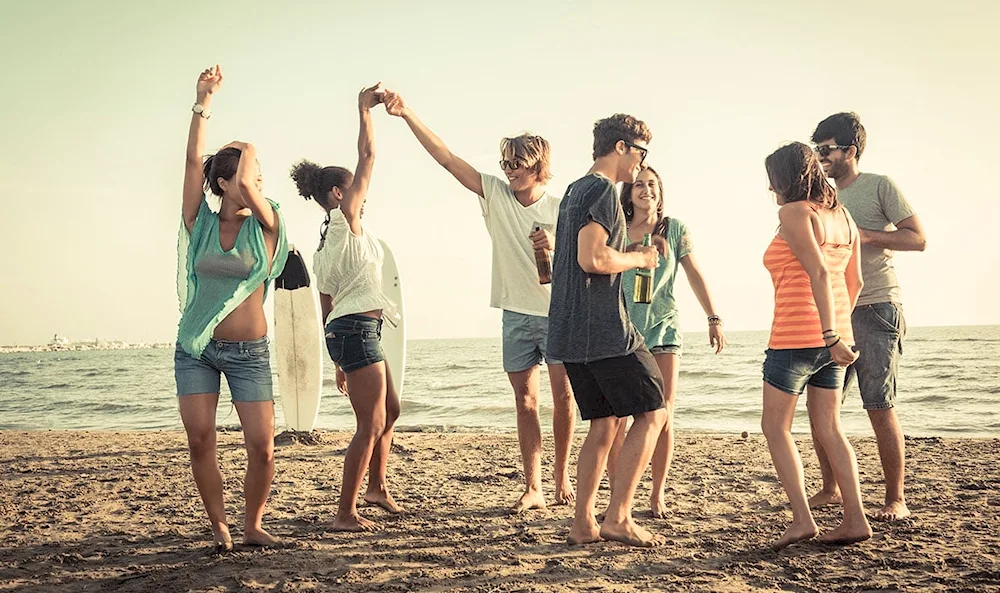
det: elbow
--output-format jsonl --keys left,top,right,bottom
{"left": 915, "top": 235, "right": 927, "bottom": 252}
{"left": 577, "top": 252, "right": 600, "bottom": 274}
{"left": 237, "top": 177, "right": 255, "bottom": 194}
{"left": 808, "top": 265, "right": 830, "bottom": 285}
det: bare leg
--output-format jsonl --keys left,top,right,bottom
{"left": 808, "top": 412, "right": 843, "bottom": 508}
{"left": 568, "top": 417, "right": 618, "bottom": 545}
{"left": 869, "top": 408, "right": 911, "bottom": 521}
{"left": 364, "top": 363, "right": 402, "bottom": 513}
{"left": 235, "top": 400, "right": 278, "bottom": 545}
{"left": 178, "top": 393, "right": 231, "bottom": 550}
{"left": 547, "top": 363, "right": 576, "bottom": 505}
{"left": 649, "top": 353, "right": 678, "bottom": 518}
{"left": 507, "top": 367, "right": 545, "bottom": 513}
{"left": 600, "top": 408, "right": 668, "bottom": 547}
{"left": 605, "top": 418, "right": 628, "bottom": 487}
{"left": 761, "top": 383, "right": 818, "bottom": 550}
{"left": 807, "top": 386, "right": 872, "bottom": 544}
{"left": 333, "top": 362, "right": 388, "bottom": 532}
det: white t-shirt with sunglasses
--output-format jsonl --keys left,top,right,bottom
{"left": 478, "top": 173, "right": 562, "bottom": 317}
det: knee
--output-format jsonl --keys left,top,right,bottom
{"left": 246, "top": 441, "right": 275, "bottom": 466}
{"left": 638, "top": 407, "right": 668, "bottom": 430}
{"left": 385, "top": 401, "right": 401, "bottom": 427}
{"left": 760, "top": 415, "right": 786, "bottom": 440}
{"left": 358, "top": 414, "right": 387, "bottom": 441}
{"left": 187, "top": 432, "right": 216, "bottom": 460}
{"left": 516, "top": 393, "right": 539, "bottom": 415}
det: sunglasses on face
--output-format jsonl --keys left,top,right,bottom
{"left": 499, "top": 159, "right": 525, "bottom": 170}
{"left": 624, "top": 141, "right": 648, "bottom": 165}
{"left": 814, "top": 144, "right": 852, "bottom": 157}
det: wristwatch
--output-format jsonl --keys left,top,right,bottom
{"left": 192, "top": 103, "right": 211, "bottom": 119}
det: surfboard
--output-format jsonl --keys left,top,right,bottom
{"left": 273, "top": 246, "right": 323, "bottom": 432}
{"left": 379, "top": 239, "right": 406, "bottom": 398}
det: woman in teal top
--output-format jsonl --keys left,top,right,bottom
{"left": 609, "top": 165, "right": 726, "bottom": 518}
{"left": 175, "top": 65, "right": 288, "bottom": 553}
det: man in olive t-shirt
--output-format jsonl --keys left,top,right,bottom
{"left": 810, "top": 112, "right": 927, "bottom": 522}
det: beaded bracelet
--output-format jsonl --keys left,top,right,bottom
{"left": 708, "top": 315, "right": 722, "bottom": 326}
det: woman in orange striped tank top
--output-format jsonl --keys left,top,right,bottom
{"left": 760, "top": 142, "right": 872, "bottom": 549}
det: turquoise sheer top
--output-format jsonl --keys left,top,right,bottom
{"left": 176, "top": 196, "right": 289, "bottom": 358}
{"left": 622, "top": 217, "right": 693, "bottom": 351}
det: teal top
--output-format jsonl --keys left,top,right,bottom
{"left": 176, "top": 196, "right": 289, "bottom": 358}
{"left": 622, "top": 217, "right": 693, "bottom": 351}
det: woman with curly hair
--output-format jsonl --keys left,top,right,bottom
{"left": 289, "top": 83, "right": 401, "bottom": 532}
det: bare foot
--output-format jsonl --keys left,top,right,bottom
{"left": 212, "top": 524, "right": 233, "bottom": 554}
{"left": 808, "top": 489, "right": 843, "bottom": 509}
{"left": 330, "top": 512, "right": 379, "bottom": 532}
{"left": 243, "top": 526, "right": 279, "bottom": 547}
{"left": 364, "top": 489, "right": 403, "bottom": 514}
{"left": 772, "top": 521, "right": 819, "bottom": 550}
{"left": 511, "top": 489, "right": 546, "bottom": 514}
{"left": 874, "top": 499, "right": 911, "bottom": 522}
{"left": 650, "top": 492, "right": 668, "bottom": 518}
{"left": 817, "top": 520, "right": 873, "bottom": 545}
{"left": 567, "top": 515, "right": 602, "bottom": 545}
{"left": 600, "top": 518, "right": 667, "bottom": 548}
{"left": 554, "top": 472, "right": 575, "bottom": 506}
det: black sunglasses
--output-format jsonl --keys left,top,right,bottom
{"left": 624, "top": 141, "right": 648, "bottom": 164}
{"left": 814, "top": 144, "right": 852, "bottom": 157}
{"left": 499, "top": 159, "right": 525, "bottom": 170}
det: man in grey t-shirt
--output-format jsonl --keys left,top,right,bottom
{"left": 809, "top": 112, "right": 927, "bottom": 521}
{"left": 549, "top": 113, "right": 665, "bottom": 548}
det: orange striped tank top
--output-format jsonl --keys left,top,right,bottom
{"left": 763, "top": 205, "right": 854, "bottom": 349}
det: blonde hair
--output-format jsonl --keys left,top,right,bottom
{"left": 500, "top": 134, "right": 552, "bottom": 183}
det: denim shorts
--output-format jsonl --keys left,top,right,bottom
{"left": 844, "top": 302, "right": 906, "bottom": 410}
{"left": 762, "top": 347, "right": 845, "bottom": 396}
{"left": 501, "top": 310, "right": 561, "bottom": 373}
{"left": 650, "top": 344, "right": 681, "bottom": 356}
{"left": 174, "top": 337, "right": 274, "bottom": 402}
{"left": 325, "top": 314, "right": 385, "bottom": 373}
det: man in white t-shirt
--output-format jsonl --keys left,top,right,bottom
{"left": 383, "top": 89, "right": 576, "bottom": 512}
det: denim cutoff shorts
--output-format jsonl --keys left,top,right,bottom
{"left": 762, "top": 347, "right": 845, "bottom": 397}
{"left": 325, "top": 314, "right": 385, "bottom": 373}
{"left": 501, "top": 310, "right": 562, "bottom": 373}
{"left": 175, "top": 337, "right": 273, "bottom": 402}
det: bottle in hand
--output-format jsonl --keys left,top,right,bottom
{"left": 633, "top": 233, "right": 654, "bottom": 304}
{"left": 534, "top": 226, "right": 552, "bottom": 285}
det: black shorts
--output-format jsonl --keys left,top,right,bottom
{"left": 564, "top": 347, "right": 665, "bottom": 420}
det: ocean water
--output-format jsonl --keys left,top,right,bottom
{"left": 0, "top": 326, "right": 997, "bottom": 437}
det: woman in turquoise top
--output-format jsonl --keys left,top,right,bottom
{"left": 175, "top": 65, "right": 288, "bottom": 552}
{"left": 608, "top": 165, "right": 726, "bottom": 518}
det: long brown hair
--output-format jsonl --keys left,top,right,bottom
{"left": 621, "top": 165, "right": 665, "bottom": 223}
{"left": 765, "top": 142, "right": 839, "bottom": 209}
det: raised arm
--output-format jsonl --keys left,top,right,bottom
{"left": 216, "top": 141, "right": 278, "bottom": 233}
{"left": 779, "top": 203, "right": 857, "bottom": 365}
{"left": 577, "top": 221, "right": 657, "bottom": 275}
{"left": 383, "top": 90, "right": 484, "bottom": 197}
{"left": 340, "top": 83, "right": 383, "bottom": 236}
{"left": 182, "top": 65, "right": 222, "bottom": 233}
{"left": 678, "top": 253, "right": 726, "bottom": 353}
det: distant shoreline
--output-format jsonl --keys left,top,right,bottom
{"left": 0, "top": 342, "right": 173, "bottom": 354}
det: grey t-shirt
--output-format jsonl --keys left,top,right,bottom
{"left": 837, "top": 172, "right": 915, "bottom": 306}
{"left": 547, "top": 173, "right": 642, "bottom": 363}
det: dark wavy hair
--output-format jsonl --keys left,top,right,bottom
{"left": 289, "top": 160, "right": 354, "bottom": 209}
{"left": 592, "top": 113, "right": 652, "bottom": 160}
{"left": 620, "top": 165, "right": 665, "bottom": 222}
{"left": 811, "top": 112, "right": 866, "bottom": 161}
{"left": 202, "top": 147, "right": 242, "bottom": 197}
{"left": 765, "top": 142, "right": 839, "bottom": 209}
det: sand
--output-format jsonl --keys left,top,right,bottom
{"left": 1, "top": 430, "right": 998, "bottom": 592}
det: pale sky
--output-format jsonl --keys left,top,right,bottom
{"left": 2, "top": 0, "right": 997, "bottom": 345}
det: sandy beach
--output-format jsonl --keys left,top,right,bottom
{"left": 1, "top": 430, "right": 997, "bottom": 592}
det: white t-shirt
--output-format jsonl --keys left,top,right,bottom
{"left": 479, "top": 173, "right": 561, "bottom": 317}
{"left": 313, "top": 210, "right": 399, "bottom": 326}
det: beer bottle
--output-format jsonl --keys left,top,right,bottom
{"left": 633, "top": 233, "right": 654, "bottom": 304}
{"left": 534, "top": 226, "right": 552, "bottom": 284}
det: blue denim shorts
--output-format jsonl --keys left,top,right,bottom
{"left": 325, "top": 314, "right": 385, "bottom": 373}
{"left": 844, "top": 302, "right": 906, "bottom": 410}
{"left": 174, "top": 337, "right": 274, "bottom": 402}
{"left": 501, "top": 310, "right": 561, "bottom": 373}
{"left": 762, "top": 347, "right": 845, "bottom": 396}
